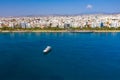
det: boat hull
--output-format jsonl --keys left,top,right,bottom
{"left": 43, "top": 46, "right": 52, "bottom": 53}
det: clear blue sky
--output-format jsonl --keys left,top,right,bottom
{"left": 0, "top": 0, "right": 120, "bottom": 16}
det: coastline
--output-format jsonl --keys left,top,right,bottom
{"left": 93, "top": 30, "right": 120, "bottom": 32}
{"left": 0, "top": 30, "right": 67, "bottom": 33}
{"left": 1, "top": 30, "right": 120, "bottom": 33}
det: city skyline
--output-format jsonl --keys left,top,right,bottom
{"left": 0, "top": 0, "right": 120, "bottom": 16}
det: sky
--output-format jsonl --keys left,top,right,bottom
{"left": 0, "top": 0, "right": 120, "bottom": 16}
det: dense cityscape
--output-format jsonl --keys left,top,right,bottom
{"left": 0, "top": 14, "right": 120, "bottom": 29}
{"left": 1, "top": 0, "right": 120, "bottom": 80}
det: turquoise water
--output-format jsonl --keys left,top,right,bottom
{"left": 0, "top": 32, "right": 120, "bottom": 80}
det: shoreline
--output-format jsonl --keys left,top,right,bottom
{"left": 1, "top": 30, "right": 120, "bottom": 33}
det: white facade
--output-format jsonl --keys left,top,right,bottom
{"left": 0, "top": 14, "right": 120, "bottom": 28}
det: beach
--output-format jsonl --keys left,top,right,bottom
{"left": 1, "top": 30, "right": 120, "bottom": 33}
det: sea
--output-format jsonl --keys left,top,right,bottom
{"left": 0, "top": 32, "right": 120, "bottom": 80}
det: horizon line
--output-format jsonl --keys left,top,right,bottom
{"left": 0, "top": 12, "right": 120, "bottom": 17}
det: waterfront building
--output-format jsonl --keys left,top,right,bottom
{"left": 0, "top": 21, "right": 2, "bottom": 28}
{"left": 0, "top": 14, "right": 120, "bottom": 28}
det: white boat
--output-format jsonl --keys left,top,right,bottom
{"left": 43, "top": 46, "right": 52, "bottom": 53}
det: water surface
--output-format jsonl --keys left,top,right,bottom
{"left": 0, "top": 32, "right": 120, "bottom": 80}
